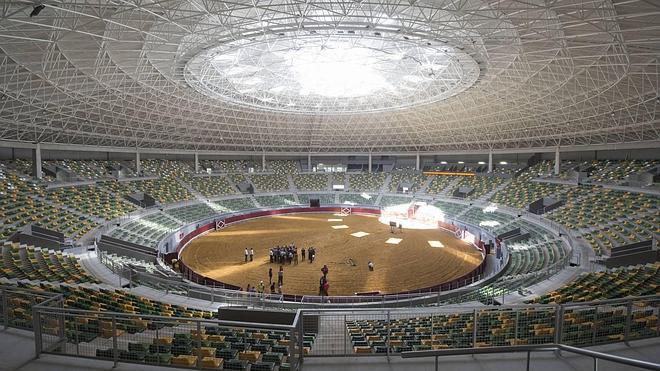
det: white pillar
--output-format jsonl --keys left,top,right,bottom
{"left": 194, "top": 152, "right": 199, "bottom": 173}
{"left": 262, "top": 153, "right": 266, "bottom": 172}
{"left": 307, "top": 154, "right": 311, "bottom": 172}
{"left": 136, "top": 150, "right": 141, "bottom": 175}
{"left": 416, "top": 153, "right": 420, "bottom": 171}
{"left": 368, "top": 153, "right": 372, "bottom": 173}
{"left": 33, "top": 142, "right": 42, "bottom": 180}
{"left": 488, "top": 151, "right": 493, "bottom": 173}
{"left": 554, "top": 147, "right": 560, "bottom": 175}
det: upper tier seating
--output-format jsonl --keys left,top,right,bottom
{"left": 388, "top": 171, "right": 428, "bottom": 193}
{"left": 100, "top": 179, "right": 194, "bottom": 204}
{"left": 140, "top": 160, "right": 191, "bottom": 177}
{"left": 293, "top": 173, "right": 329, "bottom": 191}
{"left": 47, "top": 185, "right": 136, "bottom": 220}
{"left": 589, "top": 160, "right": 658, "bottom": 184}
{"left": 1, "top": 242, "right": 98, "bottom": 283}
{"left": 453, "top": 176, "right": 505, "bottom": 199}
{"left": 490, "top": 162, "right": 566, "bottom": 209}
{"left": 183, "top": 175, "right": 237, "bottom": 197}
{"left": 250, "top": 174, "right": 290, "bottom": 193}
{"left": 165, "top": 204, "right": 217, "bottom": 224}
{"left": 425, "top": 175, "right": 457, "bottom": 194}
{"left": 199, "top": 160, "right": 259, "bottom": 173}
{"left": 268, "top": 160, "right": 299, "bottom": 174}
{"left": 45, "top": 160, "right": 111, "bottom": 180}
{"left": 348, "top": 173, "right": 386, "bottom": 192}
{"left": 531, "top": 263, "right": 660, "bottom": 304}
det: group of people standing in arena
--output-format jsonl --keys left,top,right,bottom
{"left": 268, "top": 243, "right": 319, "bottom": 265}
{"left": 269, "top": 244, "right": 298, "bottom": 264}
{"left": 240, "top": 242, "right": 326, "bottom": 297}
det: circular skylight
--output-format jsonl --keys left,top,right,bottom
{"left": 184, "top": 32, "right": 481, "bottom": 113}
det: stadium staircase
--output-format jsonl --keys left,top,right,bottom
{"left": 251, "top": 194, "right": 262, "bottom": 208}
{"left": 381, "top": 173, "right": 393, "bottom": 193}
{"left": 175, "top": 177, "right": 206, "bottom": 201}
{"left": 479, "top": 178, "right": 512, "bottom": 202}
{"left": 440, "top": 176, "right": 463, "bottom": 196}
{"left": 418, "top": 176, "right": 434, "bottom": 194}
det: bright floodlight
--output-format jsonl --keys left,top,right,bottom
{"left": 379, "top": 202, "right": 444, "bottom": 229}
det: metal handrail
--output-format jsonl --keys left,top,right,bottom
{"left": 401, "top": 344, "right": 660, "bottom": 371}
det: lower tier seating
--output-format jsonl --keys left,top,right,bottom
{"left": 254, "top": 194, "right": 297, "bottom": 208}
{"left": 1, "top": 242, "right": 98, "bottom": 283}
{"left": 530, "top": 263, "right": 660, "bottom": 304}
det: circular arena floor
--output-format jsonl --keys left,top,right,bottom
{"left": 180, "top": 213, "right": 483, "bottom": 296}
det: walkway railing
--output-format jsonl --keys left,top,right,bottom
{"left": 31, "top": 292, "right": 304, "bottom": 370}
{"left": 0, "top": 285, "right": 655, "bottom": 369}
{"left": 401, "top": 344, "right": 660, "bottom": 371}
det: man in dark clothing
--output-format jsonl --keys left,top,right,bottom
{"left": 277, "top": 266, "right": 284, "bottom": 286}
{"left": 268, "top": 268, "right": 273, "bottom": 284}
{"left": 301, "top": 248, "right": 306, "bottom": 260}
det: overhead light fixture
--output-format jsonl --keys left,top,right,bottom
{"left": 30, "top": 4, "right": 45, "bottom": 17}
{"left": 478, "top": 161, "right": 485, "bottom": 165}
{"left": 440, "top": 161, "right": 447, "bottom": 164}
{"left": 499, "top": 161, "right": 508, "bottom": 165}
{"left": 458, "top": 161, "right": 464, "bottom": 164}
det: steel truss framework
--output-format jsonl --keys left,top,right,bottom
{"left": 0, "top": 0, "right": 658, "bottom": 153}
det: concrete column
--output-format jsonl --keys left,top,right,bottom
{"left": 554, "top": 146, "right": 560, "bottom": 175}
{"left": 307, "top": 153, "right": 312, "bottom": 172}
{"left": 194, "top": 152, "right": 199, "bottom": 173}
{"left": 488, "top": 150, "right": 493, "bottom": 173}
{"left": 368, "top": 153, "right": 372, "bottom": 173}
{"left": 262, "top": 153, "right": 266, "bottom": 172}
{"left": 136, "top": 150, "right": 141, "bottom": 176}
{"left": 416, "top": 153, "right": 420, "bottom": 171}
{"left": 33, "top": 142, "right": 42, "bottom": 180}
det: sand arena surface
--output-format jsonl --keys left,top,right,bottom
{"left": 180, "top": 213, "right": 483, "bottom": 296}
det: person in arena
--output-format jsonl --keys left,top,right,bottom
{"left": 250, "top": 248, "right": 254, "bottom": 261}
{"left": 244, "top": 248, "right": 248, "bottom": 262}
{"left": 268, "top": 267, "right": 273, "bottom": 283}
{"left": 301, "top": 247, "right": 306, "bottom": 260}
{"left": 278, "top": 265, "right": 284, "bottom": 286}
{"left": 368, "top": 261, "right": 374, "bottom": 271}
{"left": 257, "top": 280, "right": 265, "bottom": 296}
{"left": 321, "top": 264, "right": 329, "bottom": 277}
